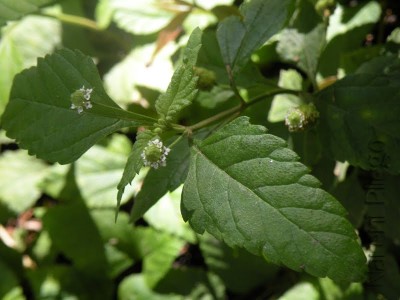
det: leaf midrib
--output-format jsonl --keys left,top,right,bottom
{"left": 192, "top": 144, "right": 347, "bottom": 260}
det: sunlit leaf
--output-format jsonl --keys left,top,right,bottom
{"left": 2, "top": 49, "right": 140, "bottom": 164}
{"left": 182, "top": 116, "right": 367, "bottom": 283}
{"left": 0, "top": 150, "right": 49, "bottom": 213}
{"left": 217, "top": 0, "right": 293, "bottom": 74}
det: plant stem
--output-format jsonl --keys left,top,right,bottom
{"left": 41, "top": 12, "right": 101, "bottom": 31}
{"left": 226, "top": 64, "right": 246, "bottom": 105}
{"left": 185, "top": 88, "right": 299, "bottom": 131}
{"left": 188, "top": 105, "right": 242, "bottom": 131}
{"left": 91, "top": 104, "right": 158, "bottom": 125}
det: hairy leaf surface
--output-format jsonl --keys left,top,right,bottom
{"left": 217, "top": 0, "right": 293, "bottom": 74}
{"left": 2, "top": 49, "right": 138, "bottom": 164}
{"left": 182, "top": 117, "right": 366, "bottom": 283}
{"left": 155, "top": 28, "right": 202, "bottom": 123}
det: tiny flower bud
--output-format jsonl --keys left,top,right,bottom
{"left": 194, "top": 67, "right": 217, "bottom": 91}
{"left": 285, "top": 103, "right": 319, "bottom": 132}
{"left": 70, "top": 85, "right": 93, "bottom": 114}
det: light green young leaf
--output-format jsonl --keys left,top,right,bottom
{"left": 118, "top": 274, "right": 182, "bottom": 300}
{"left": 0, "top": 15, "right": 61, "bottom": 116}
{"left": 144, "top": 187, "right": 196, "bottom": 243}
{"left": 143, "top": 233, "right": 185, "bottom": 288}
{"left": 182, "top": 116, "right": 367, "bottom": 283}
{"left": 0, "top": 0, "right": 54, "bottom": 26}
{"left": 117, "top": 130, "right": 155, "bottom": 207}
{"left": 268, "top": 69, "right": 303, "bottom": 123}
{"left": 0, "top": 150, "right": 49, "bottom": 214}
{"left": 75, "top": 134, "right": 140, "bottom": 208}
{"left": 316, "top": 71, "right": 400, "bottom": 174}
{"left": 217, "top": 0, "right": 293, "bottom": 74}
{"left": 277, "top": 24, "right": 326, "bottom": 83}
{"left": 110, "top": 0, "right": 178, "bottom": 35}
{"left": 131, "top": 137, "right": 190, "bottom": 223}
{"left": 1, "top": 49, "right": 145, "bottom": 164}
{"left": 155, "top": 28, "right": 202, "bottom": 123}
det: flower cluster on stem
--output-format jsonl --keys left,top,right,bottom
{"left": 70, "top": 85, "right": 93, "bottom": 114}
{"left": 141, "top": 139, "right": 170, "bottom": 169}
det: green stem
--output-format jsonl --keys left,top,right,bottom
{"left": 167, "top": 134, "right": 185, "bottom": 149}
{"left": 185, "top": 88, "right": 299, "bottom": 131}
{"left": 40, "top": 12, "right": 100, "bottom": 31}
{"left": 188, "top": 105, "right": 242, "bottom": 131}
{"left": 90, "top": 104, "right": 158, "bottom": 125}
{"left": 226, "top": 64, "right": 246, "bottom": 105}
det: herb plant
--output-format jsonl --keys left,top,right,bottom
{"left": 0, "top": 0, "right": 399, "bottom": 299}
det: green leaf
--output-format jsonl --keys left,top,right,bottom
{"left": 0, "top": 0, "right": 54, "bottom": 26}
{"left": 131, "top": 137, "right": 190, "bottom": 222}
{"left": 104, "top": 43, "right": 175, "bottom": 107}
{"left": 318, "top": 1, "right": 381, "bottom": 76}
{"left": 43, "top": 201, "right": 109, "bottom": 279}
{"left": 182, "top": 116, "right": 366, "bottom": 283}
{"left": 199, "top": 233, "right": 279, "bottom": 294}
{"left": 316, "top": 71, "right": 400, "bottom": 173}
{"left": 143, "top": 233, "right": 185, "bottom": 288}
{"left": 1, "top": 48, "right": 142, "bottom": 164}
{"left": 118, "top": 274, "right": 182, "bottom": 300}
{"left": 0, "top": 15, "right": 61, "bottom": 117}
{"left": 0, "top": 260, "right": 24, "bottom": 300}
{"left": 0, "top": 150, "right": 49, "bottom": 214}
{"left": 279, "top": 281, "right": 320, "bottom": 300}
{"left": 277, "top": 23, "right": 326, "bottom": 83}
{"left": 110, "top": 0, "right": 177, "bottom": 35}
{"left": 117, "top": 130, "right": 155, "bottom": 208}
{"left": 268, "top": 69, "right": 303, "bottom": 123}
{"left": 0, "top": 35, "right": 23, "bottom": 117}
{"left": 144, "top": 187, "right": 196, "bottom": 243}
{"left": 155, "top": 28, "right": 202, "bottom": 123}
{"left": 217, "top": 0, "right": 293, "bottom": 74}
{"left": 75, "top": 134, "right": 140, "bottom": 208}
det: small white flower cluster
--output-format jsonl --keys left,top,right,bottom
{"left": 141, "top": 139, "right": 170, "bottom": 169}
{"left": 70, "top": 85, "right": 93, "bottom": 114}
{"left": 284, "top": 107, "right": 305, "bottom": 131}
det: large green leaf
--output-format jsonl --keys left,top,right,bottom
{"left": 217, "top": 0, "right": 293, "bottom": 74}
{"left": 181, "top": 116, "right": 366, "bottom": 283}
{"left": 155, "top": 28, "right": 202, "bottom": 123}
{"left": 315, "top": 71, "right": 400, "bottom": 174}
{"left": 1, "top": 49, "right": 143, "bottom": 164}
{"left": 0, "top": 0, "right": 54, "bottom": 26}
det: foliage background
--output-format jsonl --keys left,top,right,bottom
{"left": 0, "top": 0, "right": 400, "bottom": 299}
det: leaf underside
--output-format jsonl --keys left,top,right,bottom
{"left": 182, "top": 117, "right": 366, "bottom": 283}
